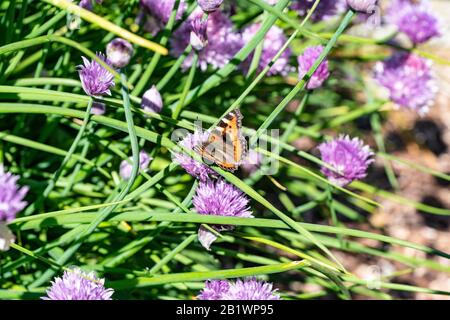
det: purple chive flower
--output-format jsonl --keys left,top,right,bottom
{"left": 106, "top": 38, "right": 134, "bottom": 68}
{"left": 78, "top": 0, "right": 101, "bottom": 10}
{"left": 374, "top": 52, "right": 438, "bottom": 114}
{"left": 119, "top": 151, "right": 152, "bottom": 180}
{"left": 91, "top": 102, "right": 106, "bottom": 115}
{"left": 318, "top": 135, "right": 374, "bottom": 186}
{"left": 298, "top": 45, "right": 330, "bottom": 90}
{"left": 347, "top": 0, "right": 378, "bottom": 13}
{"left": 79, "top": 0, "right": 93, "bottom": 11}
{"left": 193, "top": 179, "right": 253, "bottom": 220}
{"left": 291, "top": 0, "right": 346, "bottom": 21}
{"left": 0, "top": 223, "right": 15, "bottom": 251}
{"left": 223, "top": 278, "right": 281, "bottom": 300}
{"left": 139, "top": 0, "right": 187, "bottom": 35}
{"left": 265, "top": 0, "right": 278, "bottom": 5}
{"left": 170, "top": 9, "right": 242, "bottom": 71}
{"left": 42, "top": 267, "right": 114, "bottom": 300}
{"left": 0, "top": 165, "right": 28, "bottom": 223}
{"left": 140, "top": 0, "right": 186, "bottom": 23}
{"left": 141, "top": 85, "right": 163, "bottom": 114}
{"left": 78, "top": 53, "right": 115, "bottom": 97}
{"left": 242, "top": 24, "right": 292, "bottom": 76}
{"left": 198, "top": 280, "right": 230, "bottom": 300}
{"left": 190, "top": 16, "right": 208, "bottom": 51}
{"left": 172, "top": 131, "right": 217, "bottom": 181}
{"left": 193, "top": 179, "right": 253, "bottom": 250}
{"left": 387, "top": 0, "right": 440, "bottom": 45}
{"left": 198, "top": 0, "right": 223, "bottom": 13}
{"left": 198, "top": 278, "right": 280, "bottom": 300}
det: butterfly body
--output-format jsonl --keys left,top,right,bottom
{"left": 195, "top": 109, "right": 247, "bottom": 172}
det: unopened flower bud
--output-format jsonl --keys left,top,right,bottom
{"left": 119, "top": 151, "right": 152, "bottom": 180}
{"left": 141, "top": 85, "right": 163, "bottom": 113}
{"left": 0, "top": 223, "right": 15, "bottom": 252}
{"left": 79, "top": 0, "right": 93, "bottom": 11}
{"left": 347, "top": 0, "right": 378, "bottom": 13}
{"left": 91, "top": 102, "right": 106, "bottom": 115}
{"left": 106, "top": 38, "right": 134, "bottom": 68}
{"left": 198, "top": 0, "right": 223, "bottom": 13}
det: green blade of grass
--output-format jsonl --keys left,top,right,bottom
{"left": 109, "top": 260, "right": 310, "bottom": 290}
{"left": 41, "top": 0, "right": 167, "bottom": 54}
{"left": 214, "top": 167, "right": 347, "bottom": 271}
{"left": 12, "top": 211, "right": 449, "bottom": 260}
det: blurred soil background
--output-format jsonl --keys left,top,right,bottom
{"left": 352, "top": 0, "right": 450, "bottom": 299}
{"left": 294, "top": 0, "right": 450, "bottom": 300}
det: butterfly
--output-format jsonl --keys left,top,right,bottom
{"left": 195, "top": 109, "right": 247, "bottom": 172}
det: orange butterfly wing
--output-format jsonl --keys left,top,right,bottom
{"left": 196, "top": 109, "right": 247, "bottom": 172}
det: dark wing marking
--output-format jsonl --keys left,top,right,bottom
{"left": 194, "top": 109, "right": 246, "bottom": 172}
